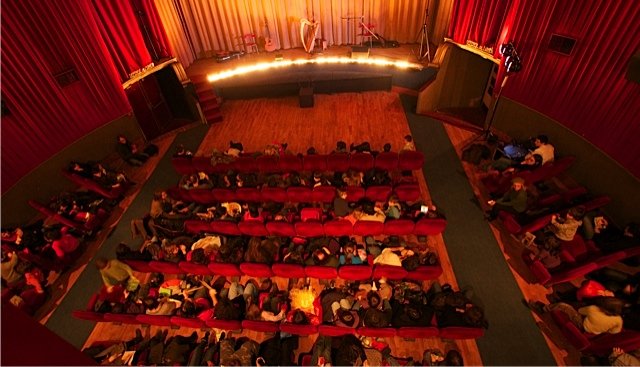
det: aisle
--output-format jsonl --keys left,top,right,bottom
{"left": 402, "top": 94, "right": 556, "bottom": 366}
{"left": 44, "top": 125, "right": 210, "bottom": 348}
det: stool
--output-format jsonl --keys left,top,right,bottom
{"left": 299, "top": 87, "right": 314, "bottom": 108}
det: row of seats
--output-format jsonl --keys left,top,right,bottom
{"left": 172, "top": 151, "right": 425, "bottom": 175}
{"left": 182, "top": 218, "right": 447, "bottom": 237}
{"left": 168, "top": 183, "right": 421, "bottom": 204}
{"left": 482, "top": 156, "right": 575, "bottom": 195}
{"left": 27, "top": 199, "right": 108, "bottom": 235}
{"left": 522, "top": 234, "right": 640, "bottom": 287}
{"left": 499, "top": 194, "right": 611, "bottom": 236}
{"left": 73, "top": 293, "right": 482, "bottom": 340}
{"left": 121, "top": 259, "right": 443, "bottom": 281}
{"left": 62, "top": 170, "right": 131, "bottom": 200}
{"left": 550, "top": 309, "right": 640, "bottom": 355}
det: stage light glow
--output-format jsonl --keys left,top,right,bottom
{"left": 206, "top": 56, "right": 423, "bottom": 82}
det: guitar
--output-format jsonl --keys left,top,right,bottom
{"left": 263, "top": 17, "right": 277, "bottom": 52}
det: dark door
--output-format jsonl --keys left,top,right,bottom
{"left": 125, "top": 75, "right": 172, "bottom": 141}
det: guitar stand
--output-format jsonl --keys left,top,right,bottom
{"left": 413, "top": 5, "right": 431, "bottom": 62}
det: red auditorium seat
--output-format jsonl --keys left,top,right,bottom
{"left": 184, "top": 220, "right": 212, "bottom": 235}
{"left": 357, "top": 327, "right": 397, "bottom": 338}
{"left": 374, "top": 152, "right": 399, "bottom": 171}
{"left": 179, "top": 261, "right": 212, "bottom": 276}
{"left": 104, "top": 313, "right": 139, "bottom": 324}
{"left": 404, "top": 265, "right": 443, "bottom": 281}
{"left": 295, "top": 222, "right": 325, "bottom": 237}
{"left": 301, "top": 207, "right": 323, "bottom": 222}
{"left": 346, "top": 186, "right": 365, "bottom": 202}
{"left": 240, "top": 262, "right": 274, "bottom": 277}
{"left": 349, "top": 153, "right": 374, "bottom": 171}
{"left": 279, "top": 323, "right": 318, "bottom": 336}
{"left": 210, "top": 220, "right": 241, "bottom": 236}
{"left": 266, "top": 221, "right": 296, "bottom": 237}
{"left": 256, "top": 155, "right": 280, "bottom": 172}
{"left": 62, "top": 170, "right": 127, "bottom": 200}
{"left": 413, "top": 218, "right": 447, "bottom": 236}
{"left": 278, "top": 155, "right": 303, "bottom": 172}
{"left": 235, "top": 187, "right": 262, "bottom": 202}
{"left": 365, "top": 186, "right": 392, "bottom": 202}
{"left": 121, "top": 259, "right": 155, "bottom": 273}
{"left": 233, "top": 156, "right": 257, "bottom": 173}
{"left": 372, "top": 265, "right": 408, "bottom": 280}
{"left": 287, "top": 186, "right": 312, "bottom": 202}
{"left": 383, "top": 219, "right": 415, "bottom": 236}
{"left": 171, "top": 316, "right": 206, "bottom": 329}
{"left": 353, "top": 221, "right": 384, "bottom": 236}
{"left": 187, "top": 189, "right": 216, "bottom": 205}
{"left": 438, "top": 326, "right": 485, "bottom": 339}
{"left": 327, "top": 154, "right": 350, "bottom": 172}
{"left": 208, "top": 262, "right": 242, "bottom": 276}
{"left": 191, "top": 156, "right": 215, "bottom": 173}
{"left": 212, "top": 188, "right": 236, "bottom": 202}
{"left": 172, "top": 157, "right": 195, "bottom": 175}
{"left": 312, "top": 186, "right": 336, "bottom": 203}
{"left": 136, "top": 315, "right": 173, "bottom": 327}
{"left": 318, "top": 325, "right": 357, "bottom": 336}
{"left": 397, "top": 327, "right": 439, "bottom": 339}
{"left": 166, "top": 186, "right": 192, "bottom": 202}
{"left": 261, "top": 187, "right": 288, "bottom": 202}
{"left": 238, "top": 221, "right": 269, "bottom": 236}
{"left": 149, "top": 261, "right": 182, "bottom": 274}
{"left": 303, "top": 154, "right": 328, "bottom": 172}
{"left": 394, "top": 184, "right": 421, "bottom": 202}
{"left": 398, "top": 150, "right": 424, "bottom": 171}
{"left": 338, "top": 265, "right": 373, "bottom": 280}
{"left": 305, "top": 265, "right": 338, "bottom": 279}
{"left": 242, "top": 320, "right": 280, "bottom": 333}
{"left": 272, "top": 263, "right": 306, "bottom": 278}
{"left": 205, "top": 319, "right": 242, "bottom": 330}
{"left": 323, "top": 220, "right": 353, "bottom": 237}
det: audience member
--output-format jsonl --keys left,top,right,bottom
{"left": 485, "top": 177, "right": 528, "bottom": 221}
{"left": 548, "top": 206, "right": 585, "bottom": 242}
{"left": 116, "top": 134, "right": 150, "bottom": 166}
{"left": 402, "top": 135, "right": 416, "bottom": 151}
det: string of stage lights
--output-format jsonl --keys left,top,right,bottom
{"left": 206, "top": 56, "right": 424, "bottom": 83}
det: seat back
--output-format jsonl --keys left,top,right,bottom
{"left": 413, "top": 218, "right": 447, "bottom": 236}
{"left": 323, "top": 220, "right": 353, "bottom": 237}
{"left": 353, "top": 221, "right": 384, "bottom": 236}
{"left": 383, "top": 219, "right": 415, "bottom": 236}
{"left": 394, "top": 184, "right": 420, "bottom": 202}
{"left": 210, "top": 220, "right": 241, "bottom": 236}
{"left": 349, "top": 153, "right": 374, "bottom": 171}
{"left": 303, "top": 154, "right": 328, "bottom": 172}
{"left": 398, "top": 151, "right": 424, "bottom": 170}
{"left": 235, "top": 188, "right": 262, "bottom": 202}
{"left": 238, "top": 221, "right": 269, "bottom": 236}
{"left": 287, "top": 186, "right": 312, "bottom": 202}
{"left": 278, "top": 155, "right": 303, "bottom": 172}
{"left": 266, "top": 221, "right": 296, "bottom": 237}
{"left": 374, "top": 152, "right": 399, "bottom": 171}
{"left": 327, "top": 154, "right": 350, "bottom": 172}
{"left": 256, "top": 155, "right": 280, "bottom": 172}
{"left": 365, "top": 186, "right": 392, "bottom": 202}
{"left": 295, "top": 222, "right": 325, "bottom": 237}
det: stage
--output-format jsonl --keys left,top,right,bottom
{"left": 186, "top": 44, "right": 437, "bottom": 99}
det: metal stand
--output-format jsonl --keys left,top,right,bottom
{"left": 415, "top": 5, "right": 431, "bottom": 62}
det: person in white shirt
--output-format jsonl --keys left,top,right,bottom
{"left": 527, "top": 134, "right": 555, "bottom": 165}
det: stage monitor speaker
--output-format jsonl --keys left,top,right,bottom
{"left": 626, "top": 50, "right": 640, "bottom": 84}
{"left": 351, "top": 46, "right": 370, "bottom": 59}
{"left": 299, "top": 87, "right": 314, "bottom": 108}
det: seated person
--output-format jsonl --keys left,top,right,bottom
{"left": 548, "top": 206, "right": 585, "bottom": 242}
{"left": 435, "top": 290, "right": 488, "bottom": 329}
{"left": 219, "top": 336, "right": 259, "bottom": 367}
{"left": 342, "top": 169, "right": 364, "bottom": 187}
{"left": 352, "top": 200, "right": 386, "bottom": 223}
{"left": 43, "top": 227, "right": 80, "bottom": 261}
{"left": 311, "top": 172, "right": 331, "bottom": 188}
{"left": 305, "top": 247, "right": 339, "bottom": 267}
{"left": 402, "top": 135, "right": 416, "bottom": 151}
{"left": 373, "top": 246, "right": 415, "bottom": 267}
{"left": 332, "top": 188, "right": 351, "bottom": 218}
{"left": 391, "top": 299, "right": 433, "bottom": 327}
{"left": 1, "top": 251, "right": 23, "bottom": 286}
{"left": 332, "top": 141, "right": 348, "bottom": 154}
{"left": 384, "top": 195, "right": 403, "bottom": 220}
{"left": 91, "top": 162, "right": 128, "bottom": 189}
{"left": 526, "top": 134, "right": 555, "bottom": 165}
{"left": 528, "top": 296, "right": 624, "bottom": 335}
{"left": 244, "top": 237, "right": 280, "bottom": 264}
{"left": 363, "top": 168, "right": 392, "bottom": 187}
{"left": 67, "top": 161, "right": 93, "bottom": 179}
{"left": 215, "top": 237, "right": 245, "bottom": 264}
{"left": 339, "top": 239, "right": 364, "bottom": 265}
{"left": 526, "top": 234, "right": 562, "bottom": 270}
{"left": 359, "top": 291, "right": 393, "bottom": 328}
{"left": 5, "top": 269, "right": 47, "bottom": 316}
{"left": 242, "top": 203, "right": 265, "bottom": 222}
{"left": 485, "top": 177, "right": 528, "bottom": 221}
{"left": 116, "top": 134, "right": 150, "bottom": 166}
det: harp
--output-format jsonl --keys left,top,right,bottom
{"left": 300, "top": 17, "right": 319, "bottom": 53}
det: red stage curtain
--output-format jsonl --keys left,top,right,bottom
{"left": 1, "top": 0, "right": 131, "bottom": 192}
{"left": 131, "top": 0, "right": 174, "bottom": 60}
{"left": 92, "top": 0, "right": 153, "bottom": 80}
{"left": 449, "top": 0, "right": 511, "bottom": 49}
{"left": 496, "top": 0, "right": 640, "bottom": 178}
